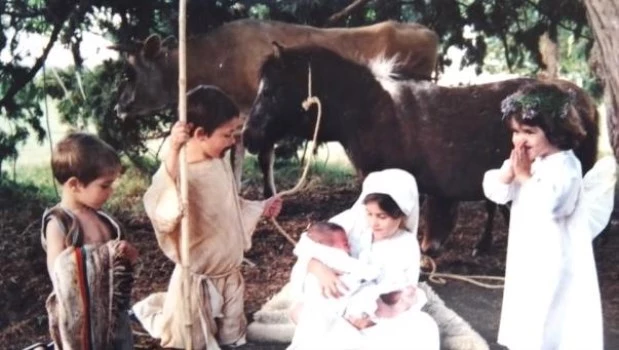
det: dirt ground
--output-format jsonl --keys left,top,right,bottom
{"left": 1, "top": 182, "right": 618, "bottom": 349}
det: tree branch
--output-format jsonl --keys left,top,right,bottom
{"left": 3, "top": 10, "right": 46, "bottom": 19}
{"left": 325, "top": 0, "right": 372, "bottom": 26}
{"left": 0, "top": 16, "right": 69, "bottom": 110}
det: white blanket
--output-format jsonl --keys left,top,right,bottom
{"left": 247, "top": 282, "right": 488, "bottom": 350}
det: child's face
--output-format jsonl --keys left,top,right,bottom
{"left": 509, "top": 119, "right": 559, "bottom": 160}
{"left": 365, "top": 201, "right": 403, "bottom": 241}
{"left": 198, "top": 117, "right": 244, "bottom": 158}
{"left": 74, "top": 170, "right": 120, "bottom": 210}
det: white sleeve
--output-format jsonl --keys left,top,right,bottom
{"left": 142, "top": 165, "right": 182, "bottom": 235}
{"left": 483, "top": 160, "right": 516, "bottom": 205}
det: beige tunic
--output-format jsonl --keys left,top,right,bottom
{"left": 134, "top": 158, "right": 265, "bottom": 349}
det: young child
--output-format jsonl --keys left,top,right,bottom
{"left": 132, "top": 85, "right": 283, "bottom": 349}
{"left": 42, "top": 132, "right": 138, "bottom": 349}
{"left": 483, "top": 83, "right": 615, "bottom": 350}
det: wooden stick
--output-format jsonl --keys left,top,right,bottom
{"left": 178, "top": 0, "right": 193, "bottom": 348}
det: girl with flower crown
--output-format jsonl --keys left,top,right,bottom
{"left": 483, "top": 83, "right": 616, "bottom": 350}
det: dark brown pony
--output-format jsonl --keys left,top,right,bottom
{"left": 243, "top": 44, "right": 599, "bottom": 254}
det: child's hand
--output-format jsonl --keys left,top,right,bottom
{"left": 512, "top": 145, "right": 532, "bottom": 183}
{"left": 263, "top": 195, "right": 283, "bottom": 218}
{"left": 499, "top": 153, "right": 516, "bottom": 184}
{"left": 346, "top": 313, "right": 376, "bottom": 330}
{"left": 118, "top": 241, "right": 139, "bottom": 264}
{"left": 307, "top": 258, "right": 348, "bottom": 298}
{"left": 169, "top": 121, "right": 192, "bottom": 152}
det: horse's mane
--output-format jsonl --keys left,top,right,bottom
{"left": 368, "top": 55, "right": 405, "bottom": 100}
{"left": 261, "top": 45, "right": 413, "bottom": 102}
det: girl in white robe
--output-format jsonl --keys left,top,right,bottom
{"left": 483, "top": 83, "right": 616, "bottom": 350}
{"left": 289, "top": 168, "right": 440, "bottom": 350}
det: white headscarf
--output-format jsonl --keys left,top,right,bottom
{"left": 352, "top": 168, "right": 420, "bottom": 234}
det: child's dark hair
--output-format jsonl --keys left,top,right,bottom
{"left": 307, "top": 222, "right": 346, "bottom": 246}
{"left": 52, "top": 132, "right": 121, "bottom": 185}
{"left": 362, "top": 193, "right": 405, "bottom": 219}
{"left": 186, "top": 85, "right": 240, "bottom": 136}
{"left": 500, "top": 83, "right": 586, "bottom": 150}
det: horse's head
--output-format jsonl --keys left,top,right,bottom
{"left": 243, "top": 43, "right": 321, "bottom": 154}
{"left": 111, "top": 35, "right": 178, "bottom": 118}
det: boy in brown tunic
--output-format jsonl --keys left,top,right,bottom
{"left": 134, "top": 85, "right": 283, "bottom": 349}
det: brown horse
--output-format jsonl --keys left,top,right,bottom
{"left": 111, "top": 18, "right": 439, "bottom": 194}
{"left": 243, "top": 44, "right": 599, "bottom": 254}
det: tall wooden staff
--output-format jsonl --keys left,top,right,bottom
{"left": 178, "top": 0, "right": 193, "bottom": 348}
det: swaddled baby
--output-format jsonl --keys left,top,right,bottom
{"left": 292, "top": 222, "right": 419, "bottom": 323}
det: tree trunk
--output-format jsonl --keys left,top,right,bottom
{"left": 539, "top": 31, "right": 559, "bottom": 78}
{"left": 584, "top": 0, "right": 619, "bottom": 159}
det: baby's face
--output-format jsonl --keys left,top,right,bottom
{"left": 330, "top": 231, "right": 350, "bottom": 254}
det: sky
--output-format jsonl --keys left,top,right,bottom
{"left": 0, "top": 30, "right": 118, "bottom": 69}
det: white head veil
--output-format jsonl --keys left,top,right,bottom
{"left": 352, "top": 168, "right": 420, "bottom": 234}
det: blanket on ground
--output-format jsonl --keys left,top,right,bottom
{"left": 247, "top": 282, "right": 488, "bottom": 350}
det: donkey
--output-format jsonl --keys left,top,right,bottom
{"left": 111, "top": 18, "right": 439, "bottom": 192}
{"left": 243, "top": 44, "right": 599, "bottom": 254}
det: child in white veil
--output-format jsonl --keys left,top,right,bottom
{"left": 289, "top": 168, "right": 439, "bottom": 350}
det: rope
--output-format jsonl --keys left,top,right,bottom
{"left": 420, "top": 255, "right": 504, "bottom": 289}
{"left": 269, "top": 64, "right": 322, "bottom": 246}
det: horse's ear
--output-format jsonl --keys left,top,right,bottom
{"left": 272, "top": 41, "right": 285, "bottom": 59}
{"left": 161, "top": 36, "right": 177, "bottom": 49}
{"left": 142, "top": 34, "right": 162, "bottom": 60}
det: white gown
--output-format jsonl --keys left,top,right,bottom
{"left": 483, "top": 151, "right": 616, "bottom": 350}
{"left": 289, "top": 169, "right": 439, "bottom": 350}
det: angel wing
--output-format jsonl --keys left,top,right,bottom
{"left": 580, "top": 156, "right": 617, "bottom": 239}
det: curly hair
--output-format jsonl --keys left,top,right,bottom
{"left": 501, "top": 83, "right": 586, "bottom": 150}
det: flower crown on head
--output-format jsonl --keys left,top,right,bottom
{"left": 500, "top": 86, "right": 576, "bottom": 122}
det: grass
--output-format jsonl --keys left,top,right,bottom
{"left": 241, "top": 154, "right": 356, "bottom": 192}
{"left": 3, "top": 153, "right": 356, "bottom": 218}
{"left": 3, "top": 165, "right": 59, "bottom": 205}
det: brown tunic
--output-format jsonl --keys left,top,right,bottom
{"left": 134, "top": 158, "right": 265, "bottom": 349}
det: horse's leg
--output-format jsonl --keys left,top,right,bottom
{"left": 259, "top": 146, "right": 276, "bottom": 198}
{"left": 473, "top": 200, "right": 496, "bottom": 257}
{"left": 421, "top": 196, "right": 459, "bottom": 256}
{"left": 499, "top": 204, "right": 511, "bottom": 225}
